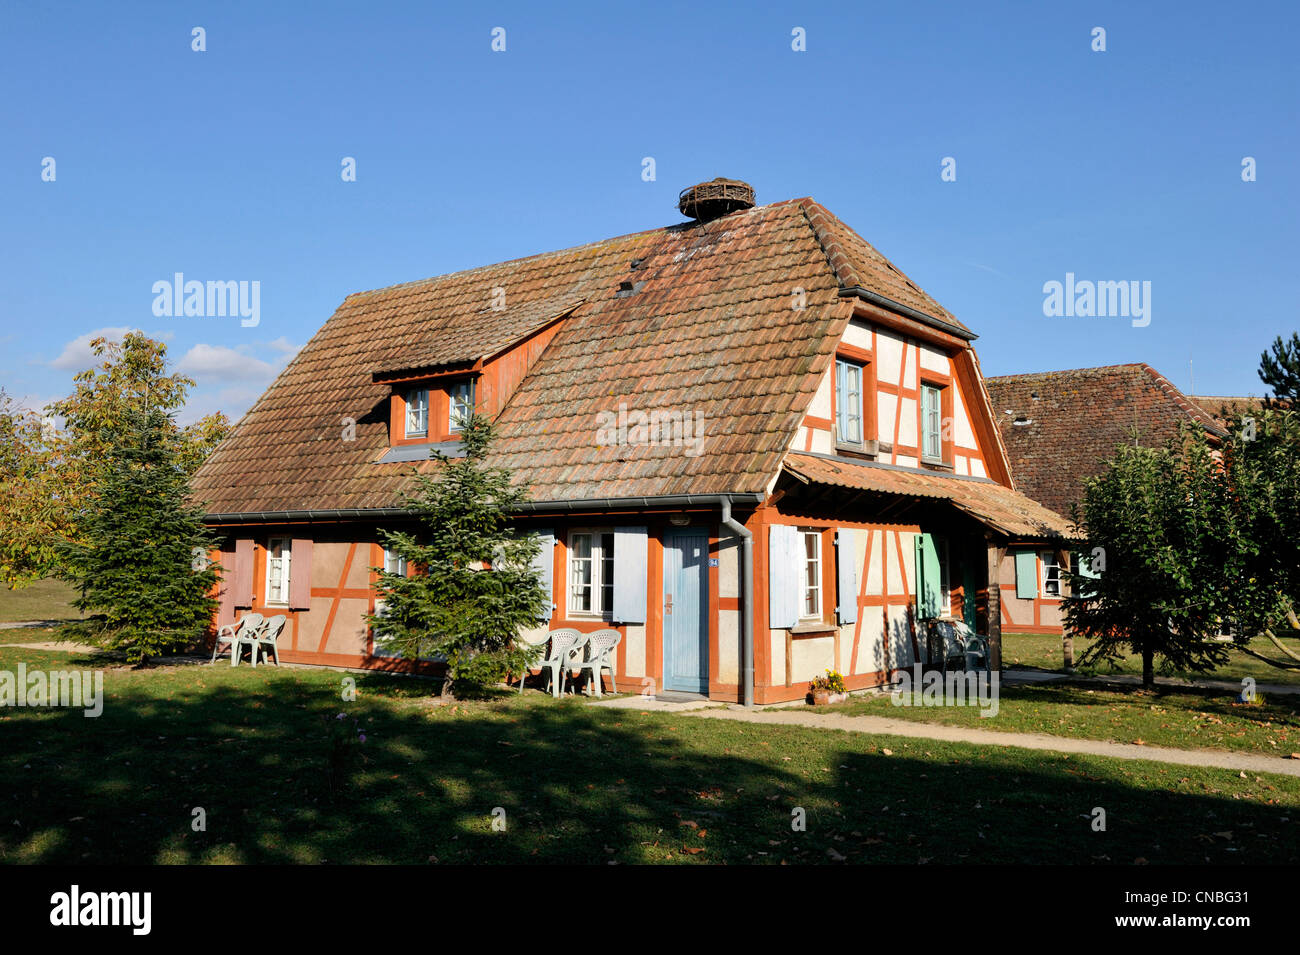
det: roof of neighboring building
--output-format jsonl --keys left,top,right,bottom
{"left": 1189, "top": 394, "right": 1289, "bottom": 428}
{"left": 984, "top": 363, "right": 1228, "bottom": 519}
{"left": 783, "top": 452, "right": 1072, "bottom": 539}
{"left": 192, "top": 197, "right": 977, "bottom": 517}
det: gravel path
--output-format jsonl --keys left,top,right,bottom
{"left": 681, "top": 705, "right": 1300, "bottom": 777}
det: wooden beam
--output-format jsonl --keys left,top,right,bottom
{"left": 985, "top": 536, "right": 1006, "bottom": 671}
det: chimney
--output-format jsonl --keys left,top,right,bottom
{"left": 678, "top": 178, "right": 755, "bottom": 222}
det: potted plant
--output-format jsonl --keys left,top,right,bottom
{"left": 808, "top": 669, "right": 848, "bottom": 705}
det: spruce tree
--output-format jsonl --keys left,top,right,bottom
{"left": 59, "top": 405, "right": 220, "bottom": 665}
{"left": 1258, "top": 332, "right": 1300, "bottom": 403}
{"left": 368, "top": 415, "right": 549, "bottom": 697}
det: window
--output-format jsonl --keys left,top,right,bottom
{"left": 569, "top": 531, "right": 615, "bottom": 615}
{"left": 383, "top": 547, "right": 407, "bottom": 577}
{"left": 448, "top": 380, "right": 475, "bottom": 432}
{"left": 1041, "top": 551, "right": 1063, "bottom": 598}
{"left": 835, "top": 359, "right": 864, "bottom": 446}
{"left": 921, "top": 384, "right": 944, "bottom": 461}
{"left": 265, "top": 537, "right": 291, "bottom": 605}
{"left": 405, "top": 389, "right": 429, "bottom": 438}
{"left": 801, "top": 529, "right": 822, "bottom": 619}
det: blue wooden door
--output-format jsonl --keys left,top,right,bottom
{"left": 664, "top": 529, "right": 709, "bottom": 693}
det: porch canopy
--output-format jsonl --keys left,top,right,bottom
{"left": 781, "top": 452, "right": 1073, "bottom": 540}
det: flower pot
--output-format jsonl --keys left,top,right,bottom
{"left": 812, "top": 689, "right": 831, "bottom": 705}
{"left": 828, "top": 691, "right": 848, "bottom": 704}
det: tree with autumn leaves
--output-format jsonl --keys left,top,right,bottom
{"left": 0, "top": 332, "right": 228, "bottom": 586}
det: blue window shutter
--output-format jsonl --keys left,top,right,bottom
{"left": 835, "top": 528, "right": 858, "bottom": 624}
{"left": 914, "top": 533, "right": 942, "bottom": 619}
{"left": 531, "top": 529, "right": 555, "bottom": 621}
{"left": 612, "top": 526, "right": 648, "bottom": 623}
{"left": 768, "top": 525, "right": 799, "bottom": 629}
{"left": 1014, "top": 550, "right": 1038, "bottom": 599}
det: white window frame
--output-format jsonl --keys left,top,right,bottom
{"left": 383, "top": 547, "right": 407, "bottom": 577}
{"left": 405, "top": 388, "right": 429, "bottom": 438}
{"left": 835, "top": 359, "right": 864, "bottom": 447}
{"left": 568, "top": 529, "right": 615, "bottom": 617}
{"left": 800, "top": 528, "right": 822, "bottom": 620}
{"left": 265, "top": 537, "right": 291, "bottom": 606}
{"left": 921, "top": 383, "right": 944, "bottom": 462}
{"left": 448, "top": 379, "right": 475, "bottom": 433}
{"left": 1040, "top": 551, "right": 1063, "bottom": 599}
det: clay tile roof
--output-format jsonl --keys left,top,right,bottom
{"left": 1189, "top": 394, "right": 1288, "bottom": 428}
{"left": 192, "top": 197, "right": 963, "bottom": 517}
{"left": 984, "top": 363, "right": 1229, "bottom": 519}
{"left": 371, "top": 290, "right": 587, "bottom": 379}
{"left": 783, "top": 453, "right": 1071, "bottom": 539}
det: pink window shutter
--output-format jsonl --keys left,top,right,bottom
{"left": 234, "top": 539, "right": 255, "bottom": 608}
{"left": 290, "top": 538, "right": 313, "bottom": 610}
{"left": 217, "top": 548, "right": 237, "bottom": 624}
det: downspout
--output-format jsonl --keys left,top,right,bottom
{"left": 721, "top": 498, "right": 755, "bottom": 707}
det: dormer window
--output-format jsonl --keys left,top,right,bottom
{"left": 405, "top": 388, "right": 429, "bottom": 438}
{"left": 448, "top": 380, "right": 475, "bottom": 432}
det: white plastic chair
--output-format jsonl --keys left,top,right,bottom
{"left": 574, "top": 628, "right": 622, "bottom": 697}
{"left": 213, "top": 613, "right": 263, "bottom": 664}
{"left": 934, "top": 618, "right": 990, "bottom": 674}
{"left": 516, "top": 629, "right": 587, "bottom": 697}
{"left": 238, "top": 614, "right": 286, "bottom": 667}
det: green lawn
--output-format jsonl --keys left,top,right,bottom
{"left": 2, "top": 643, "right": 1298, "bottom": 864}
{"left": 0, "top": 578, "right": 82, "bottom": 624}
{"left": 825, "top": 681, "right": 1300, "bottom": 758}
{"left": 1004, "top": 632, "right": 1300, "bottom": 688}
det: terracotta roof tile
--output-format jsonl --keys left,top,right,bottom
{"left": 985, "top": 363, "right": 1228, "bottom": 519}
{"left": 783, "top": 453, "right": 1070, "bottom": 539}
{"left": 193, "top": 198, "right": 957, "bottom": 515}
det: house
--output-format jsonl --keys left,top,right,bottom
{"left": 191, "top": 179, "right": 1069, "bottom": 704}
{"left": 984, "top": 363, "right": 1228, "bottom": 636}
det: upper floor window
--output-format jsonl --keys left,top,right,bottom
{"left": 448, "top": 379, "right": 475, "bottom": 432}
{"left": 801, "top": 529, "right": 822, "bottom": 619}
{"left": 569, "top": 530, "right": 615, "bottom": 615}
{"left": 921, "top": 384, "right": 944, "bottom": 461}
{"left": 266, "top": 537, "right": 291, "bottom": 606}
{"left": 405, "top": 388, "right": 429, "bottom": 438}
{"left": 835, "top": 359, "right": 864, "bottom": 446}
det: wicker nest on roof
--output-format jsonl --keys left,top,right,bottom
{"left": 678, "top": 178, "right": 755, "bottom": 221}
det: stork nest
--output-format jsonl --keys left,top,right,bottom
{"left": 678, "top": 178, "right": 755, "bottom": 221}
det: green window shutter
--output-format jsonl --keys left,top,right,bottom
{"left": 1076, "top": 551, "right": 1101, "bottom": 579}
{"left": 1014, "top": 550, "right": 1038, "bottom": 599}
{"left": 914, "top": 533, "right": 942, "bottom": 620}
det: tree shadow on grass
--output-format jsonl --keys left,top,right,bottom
{"left": 1, "top": 666, "right": 1298, "bottom": 864}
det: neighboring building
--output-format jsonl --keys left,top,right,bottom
{"left": 192, "top": 179, "right": 1068, "bottom": 704}
{"left": 1189, "top": 394, "right": 1286, "bottom": 430}
{"left": 985, "top": 363, "right": 1227, "bottom": 635}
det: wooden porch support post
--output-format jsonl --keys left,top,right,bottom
{"left": 985, "top": 535, "right": 1006, "bottom": 672}
{"left": 1057, "top": 546, "right": 1074, "bottom": 670}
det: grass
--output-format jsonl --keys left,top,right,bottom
{"left": 1004, "top": 632, "right": 1300, "bottom": 688}
{"left": 2, "top": 642, "right": 1299, "bottom": 864}
{"left": 0, "top": 578, "right": 83, "bottom": 624}
{"left": 824, "top": 681, "right": 1300, "bottom": 758}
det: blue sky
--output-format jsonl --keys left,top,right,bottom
{"left": 2, "top": 0, "right": 1296, "bottom": 423}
